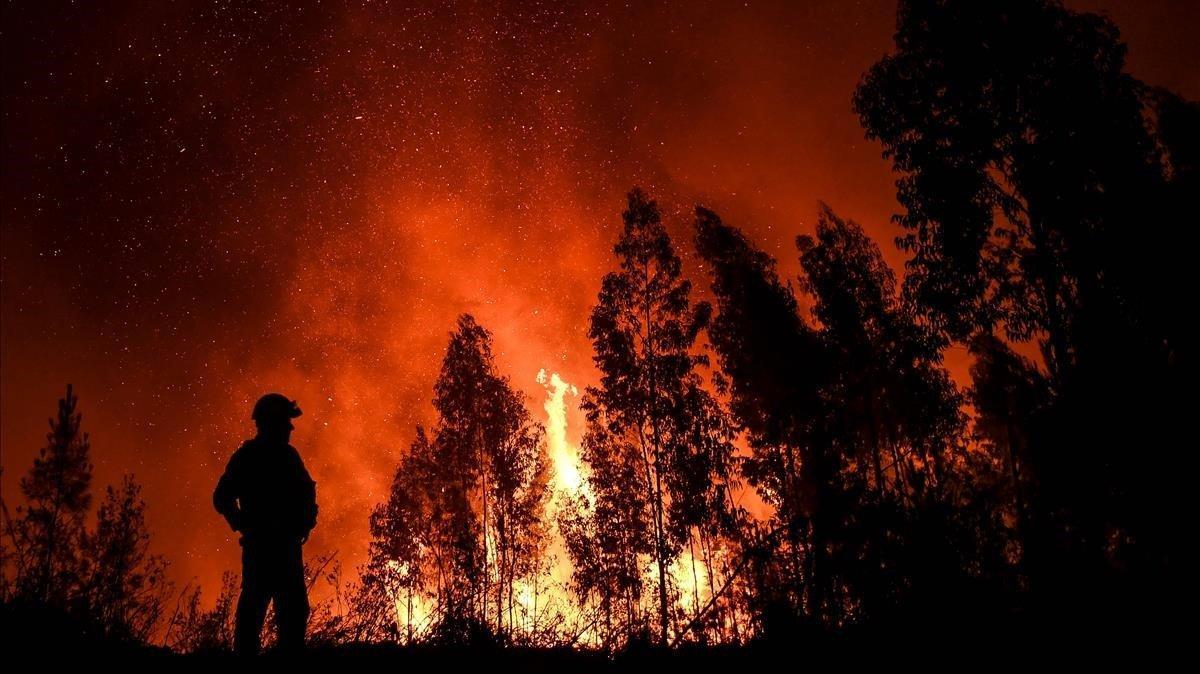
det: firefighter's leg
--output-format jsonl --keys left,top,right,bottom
{"left": 273, "top": 542, "right": 310, "bottom": 652}
{"left": 234, "top": 545, "right": 271, "bottom": 655}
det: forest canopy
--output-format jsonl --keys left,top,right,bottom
{"left": 1, "top": 0, "right": 1193, "bottom": 655}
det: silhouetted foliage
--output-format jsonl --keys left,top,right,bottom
{"left": 2, "top": 386, "right": 172, "bottom": 652}
{"left": 167, "top": 572, "right": 238, "bottom": 653}
{"left": 568, "top": 188, "right": 727, "bottom": 647}
{"left": 693, "top": 206, "right": 832, "bottom": 631}
{"left": 697, "top": 202, "right": 988, "bottom": 630}
{"left": 800, "top": 206, "right": 978, "bottom": 623}
{"left": 559, "top": 411, "right": 652, "bottom": 647}
{"left": 81, "top": 475, "right": 170, "bottom": 642}
{"left": 855, "top": 0, "right": 1191, "bottom": 625}
{"left": 797, "top": 206, "right": 963, "bottom": 503}
{"left": 7, "top": 385, "right": 93, "bottom": 605}
{"left": 359, "top": 427, "right": 437, "bottom": 643}
{"left": 856, "top": 0, "right": 1159, "bottom": 351}
{"left": 4, "top": 0, "right": 1193, "bottom": 654}
{"left": 364, "top": 315, "right": 550, "bottom": 645}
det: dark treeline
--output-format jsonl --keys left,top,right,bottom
{"left": 1, "top": 386, "right": 171, "bottom": 651}
{"left": 1, "top": 0, "right": 1193, "bottom": 654}
{"left": 854, "top": 0, "right": 1191, "bottom": 631}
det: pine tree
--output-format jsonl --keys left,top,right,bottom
{"left": 12, "top": 385, "right": 94, "bottom": 604}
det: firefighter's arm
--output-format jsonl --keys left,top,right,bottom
{"left": 213, "top": 452, "right": 245, "bottom": 532}
{"left": 294, "top": 450, "right": 318, "bottom": 542}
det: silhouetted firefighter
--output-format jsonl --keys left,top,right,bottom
{"left": 213, "top": 393, "right": 318, "bottom": 655}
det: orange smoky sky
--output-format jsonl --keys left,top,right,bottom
{"left": 3, "top": 0, "right": 1197, "bottom": 603}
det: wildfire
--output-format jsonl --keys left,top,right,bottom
{"left": 537, "top": 369, "right": 587, "bottom": 629}
{"left": 358, "top": 369, "right": 739, "bottom": 645}
{"left": 534, "top": 369, "right": 724, "bottom": 644}
{"left": 537, "top": 369, "right": 584, "bottom": 494}
{"left": 385, "top": 560, "right": 436, "bottom": 640}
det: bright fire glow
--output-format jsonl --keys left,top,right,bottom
{"left": 538, "top": 368, "right": 583, "bottom": 494}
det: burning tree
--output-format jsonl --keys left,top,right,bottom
{"left": 359, "top": 428, "right": 438, "bottom": 642}
{"left": 364, "top": 314, "right": 550, "bottom": 643}
{"left": 566, "top": 188, "right": 731, "bottom": 647}
{"left": 559, "top": 407, "right": 652, "bottom": 646}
